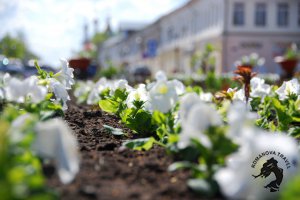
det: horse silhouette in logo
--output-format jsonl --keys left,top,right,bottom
{"left": 252, "top": 157, "right": 283, "bottom": 192}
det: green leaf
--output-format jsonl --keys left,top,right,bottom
{"left": 152, "top": 110, "right": 166, "bottom": 124}
{"left": 168, "top": 133, "right": 179, "bottom": 143}
{"left": 280, "top": 173, "right": 300, "bottom": 200}
{"left": 168, "top": 161, "right": 195, "bottom": 172}
{"left": 126, "top": 109, "right": 154, "bottom": 133}
{"left": 40, "top": 111, "right": 57, "bottom": 121}
{"left": 114, "top": 89, "right": 128, "bottom": 102}
{"left": 100, "top": 88, "right": 111, "bottom": 99}
{"left": 103, "top": 124, "right": 124, "bottom": 136}
{"left": 272, "top": 98, "right": 292, "bottom": 130}
{"left": 288, "top": 127, "right": 300, "bottom": 139}
{"left": 187, "top": 179, "right": 211, "bottom": 194}
{"left": 99, "top": 99, "right": 119, "bottom": 114}
{"left": 123, "top": 137, "right": 155, "bottom": 151}
{"left": 250, "top": 97, "right": 261, "bottom": 111}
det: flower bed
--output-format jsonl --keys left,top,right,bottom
{"left": 46, "top": 104, "right": 209, "bottom": 200}
{"left": 1, "top": 54, "right": 300, "bottom": 200}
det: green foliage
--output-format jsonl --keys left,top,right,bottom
{"left": 121, "top": 108, "right": 156, "bottom": 134}
{"left": 92, "top": 32, "right": 108, "bottom": 45}
{"left": 170, "top": 126, "right": 238, "bottom": 196}
{"left": 0, "top": 34, "right": 38, "bottom": 60}
{"left": 98, "top": 64, "right": 119, "bottom": 79}
{"left": 256, "top": 94, "right": 300, "bottom": 132}
{"left": 280, "top": 173, "right": 300, "bottom": 200}
{"left": 185, "top": 86, "right": 203, "bottom": 94}
{"left": 0, "top": 61, "right": 71, "bottom": 200}
{"left": 99, "top": 88, "right": 128, "bottom": 115}
{"left": 123, "top": 137, "right": 156, "bottom": 151}
{"left": 35, "top": 61, "right": 49, "bottom": 79}
{"left": 103, "top": 125, "right": 124, "bottom": 136}
{"left": 187, "top": 179, "right": 219, "bottom": 197}
{"left": 205, "top": 71, "right": 222, "bottom": 92}
{"left": 190, "top": 43, "right": 216, "bottom": 73}
{"left": 99, "top": 89, "right": 157, "bottom": 135}
{"left": 0, "top": 107, "right": 56, "bottom": 200}
{"left": 284, "top": 44, "right": 299, "bottom": 60}
{"left": 99, "top": 99, "right": 119, "bottom": 113}
{"left": 151, "top": 110, "right": 179, "bottom": 145}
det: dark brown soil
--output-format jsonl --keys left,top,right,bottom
{"left": 46, "top": 104, "right": 220, "bottom": 200}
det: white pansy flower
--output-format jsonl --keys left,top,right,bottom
{"left": 0, "top": 88, "right": 4, "bottom": 99}
{"left": 178, "top": 125, "right": 212, "bottom": 149}
{"left": 33, "top": 118, "right": 79, "bottom": 184}
{"left": 0, "top": 73, "right": 10, "bottom": 85}
{"left": 9, "top": 113, "right": 36, "bottom": 143}
{"left": 55, "top": 59, "right": 75, "bottom": 90}
{"left": 112, "top": 79, "right": 132, "bottom": 92}
{"left": 250, "top": 77, "right": 271, "bottom": 98}
{"left": 170, "top": 79, "right": 185, "bottom": 95}
{"left": 227, "top": 102, "right": 258, "bottom": 144}
{"left": 155, "top": 70, "right": 167, "bottom": 81}
{"left": 179, "top": 93, "right": 201, "bottom": 122}
{"left": 182, "top": 102, "right": 222, "bottom": 133}
{"left": 178, "top": 99, "right": 222, "bottom": 149}
{"left": 276, "top": 79, "right": 300, "bottom": 100}
{"left": 233, "top": 88, "right": 245, "bottom": 102}
{"left": 148, "top": 80, "right": 178, "bottom": 113}
{"left": 126, "top": 84, "right": 149, "bottom": 109}
{"left": 5, "top": 76, "right": 47, "bottom": 103}
{"left": 257, "top": 58, "right": 265, "bottom": 66}
{"left": 4, "top": 77, "right": 25, "bottom": 103}
{"left": 74, "top": 81, "right": 94, "bottom": 99}
{"left": 49, "top": 78, "right": 70, "bottom": 110}
{"left": 250, "top": 53, "right": 258, "bottom": 61}
{"left": 199, "top": 92, "right": 213, "bottom": 102}
{"left": 3, "top": 73, "right": 10, "bottom": 83}
{"left": 148, "top": 71, "right": 185, "bottom": 113}
{"left": 26, "top": 76, "right": 48, "bottom": 103}
{"left": 215, "top": 130, "right": 299, "bottom": 200}
{"left": 241, "top": 56, "right": 250, "bottom": 64}
{"left": 87, "top": 78, "right": 109, "bottom": 105}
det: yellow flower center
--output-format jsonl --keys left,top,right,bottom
{"left": 134, "top": 93, "right": 140, "bottom": 100}
{"left": 158, "top": 84, "right": 168, "bottom": 94}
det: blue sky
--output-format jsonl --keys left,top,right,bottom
{"left": 0, "top": 0, "right": 187, "bottom": 66}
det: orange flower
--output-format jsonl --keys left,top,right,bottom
{"left": 233, "top": 65, "right": 257, "bottom": 103}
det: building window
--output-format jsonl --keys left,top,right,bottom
{"left": 255, "top": 3, "right": 266, "bottom": 26}
{"left": 167, "top": 27, "right": 174, "bottom": 41}
{"left": 233, "top": 2, "right": 245, "bottom": 26}
{"left": 277, "top": 3, "right": 289, "bottom": 27}
{"left": 298, "top": 2, "right": 300, "bottom": 26}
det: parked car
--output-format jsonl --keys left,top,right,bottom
{"left": 0, "top": 58, "right": 24, "bottom": 75}
{"left": 126, "top": 65, "right": 152, "bottom": 84}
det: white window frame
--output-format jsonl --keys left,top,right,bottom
{"left": 298, "top": 2, "right": 300, "bottom": 26}
{"left": 277, "top": 3, "right": 289, "bottom": 27}
{"left": 233, "top": 2, "right": 245, "bottom": 26}
{"left": 255, "top": 3, "right": 267, "bottom": 27}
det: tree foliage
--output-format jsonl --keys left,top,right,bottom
{"left": 0, "top": 34, "right": 38, "bottom": 60}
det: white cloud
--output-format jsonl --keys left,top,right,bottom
{"left": 0, "top": 0, "right": 187, "bottom": 66}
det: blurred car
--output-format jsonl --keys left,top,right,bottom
{"left": 126, "top": 65, "right": 152, "bottom": 84}
{"left": 0, "top": 58, "right": 24, "bottom": 75}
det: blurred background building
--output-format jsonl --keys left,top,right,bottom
{"left": 98, "top": 0, "right": 300, "bottom": 75}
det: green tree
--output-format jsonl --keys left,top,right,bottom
{"left": 0, "top": 34, "right": 38, "bottom": 61}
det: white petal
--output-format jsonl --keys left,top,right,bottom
{"left": 34, "top": 118, "right": 79, "bottom": 184}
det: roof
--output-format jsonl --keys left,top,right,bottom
{"left": 118, "top": 22, "right": 149, "bottom": 32}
